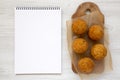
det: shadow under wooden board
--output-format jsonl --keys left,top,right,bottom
{"left": 71, "top": 2, "right": 104, "bottom": 74}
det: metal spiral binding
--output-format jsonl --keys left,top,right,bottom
{"left": 16, "top": 7, "right": 60, "bottom": 10}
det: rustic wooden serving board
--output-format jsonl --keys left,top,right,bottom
{"left": 71, "top": 2, "right": 104, "bottom": 73}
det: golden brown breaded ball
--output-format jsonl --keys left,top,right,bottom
{"left": 78, "top": 57, "right": 95, "bottom": 73}
{"left": 72, "top": 19, "right": 87, "bottom": 35}
{"left": 88, "top": 25, "right": 104, "bottom": 40}
{"left": 91, "top": 44, "right": 107, "bottom": 60}
{"left": 72, "top": 38, "right": 88, "bottom": 54}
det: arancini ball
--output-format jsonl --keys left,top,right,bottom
{"left": 72, "top": 19, "right": 87, "bottom": 35}
{"left": 88, "top": 25, "right": 104, "bottom": 40}
{"left": 91, "top": 44, "right": 107, "bottom": 60}
{"left": 72, "top": 38, "right": 88, "bottom": 54}
{"left": 78, "top": 57, "right": 95, "bottom": 73}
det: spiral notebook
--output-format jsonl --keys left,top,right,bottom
{"left": 15, "top": 7, "right": 61, "bottom": 74}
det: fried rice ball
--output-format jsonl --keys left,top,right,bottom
{"left": 88, "top": 25, "right": 104, "bottom": 40}
{"left": 91, "top": 44, "right": 107, "bottom": 60}
{"left": 78, "top": 57, "right": 95, "bottom": 73}
{"left": 72, "top": 38, "right": 88, "bottom": 54}
{"left": 72, "top": 19, "right": 87, "bottom": 35}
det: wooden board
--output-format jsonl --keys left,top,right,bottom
{"left": 71, "top": 2, "right": 104, "bottom": 73}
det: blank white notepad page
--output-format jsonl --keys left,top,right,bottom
{"left": 15, "top": 7, "right": 61, "bottom": 74}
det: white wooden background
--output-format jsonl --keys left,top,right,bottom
{"left": 0, "top": 0, "right": 120, "bottom": 80}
